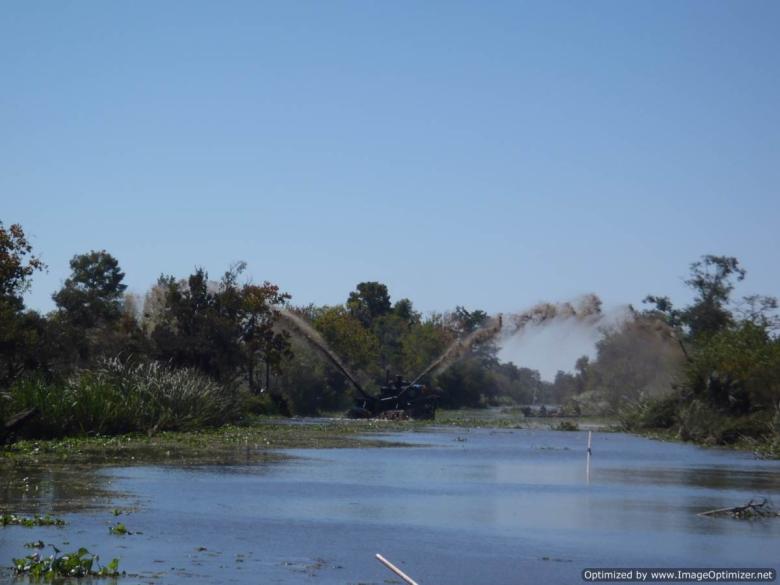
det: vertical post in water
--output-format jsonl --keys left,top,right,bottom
{"left": 586, "top": 430, "right": 592, "bottom": 484}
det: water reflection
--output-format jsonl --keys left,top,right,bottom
{"left": 0, "top": 463, "right": 117, "bottom": 514}
{"left": 600, "top": 466, "right": 780, "bottom": 492}
{"left": 1, "top": 429, "right": 779, "bottom": 585}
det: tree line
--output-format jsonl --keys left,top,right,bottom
{"left": 2, "top": 219, "right": 779, "bottom": 455}
{"left": 0, "top": 221, "right": 543, "bottom": 435}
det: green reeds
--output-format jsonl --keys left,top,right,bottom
{"left": 6, "top": 358, "right": 240, "bottom": 439}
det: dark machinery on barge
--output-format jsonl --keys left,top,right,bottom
{"left": 346, "top": 372, "right": 441, "bottom": 420}
{"left": 279, "top": 309, "right": 501, "bottom": 421}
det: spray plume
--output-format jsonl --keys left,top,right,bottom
{"left": 506, "top": 294, "right": 605, "bottom": 332}
{"left": 412, "top": 315, "right": 503, "bottom": 384}
{"left": 277, "top": 308, "right": 370, "bottom": 399}
{"left": 497, "top": 294, "right": 629, "bottom": 380}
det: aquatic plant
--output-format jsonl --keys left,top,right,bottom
{"left": 108, "top": 522, "right": 129, "bottom": 535}
{"left": 13, "top": 547, "right": 120, "bottom": 579}
{"left": 1, "top": 513, "right": 65, "bottom": 527}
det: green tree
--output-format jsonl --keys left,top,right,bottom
{"left": 346, "top": 282, "right": 391, "bottom": 328}
{"left": 151, "top": 269, "right": 241, "bottom": 381}
{"left": 0, "top": 221, "right": 45, "bottom": 303}
{"left": 451, "top": 306, "right": 488, "bottom": 335}
{"left": 436, "top": 358, "right": 491, "bottom": 408}
{"left": 736, "top": 294, "right": 780, "bottom": 332}
{"left": 645, "top": 255, "right": 745, "bottom": 341}
{"left": 53, "top": 251, "right": 127, "bottom": 328}
{"left": 682, "top": 255, "right": 745, "bottom": 339}
{"left": 313, "top": 306, "right": 380, "bottom": 376}
{"left": 0, "top": 221, "right": 46, "bottom": 387}
{"left": 50, "top": 251, "right": 132, "bottom": 366}
{"left": 393, "top": 298, "right": 420, "bottom": 325}
{"left": 685, "top": 322, "right": 780, "bottom": 415}
{"left": 239, "top": 282, "right": 292, "bottom": 392}
{"left": 400, "top": 319, "right": 452, "bottom": 379}
{"left": 151, "top": 266, "right": 292, "bottom": 388}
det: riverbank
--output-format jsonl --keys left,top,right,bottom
{"left": 628, "top": 426, "right": 780, "bottom": 459}
{"left": 6, "top": 407, "right": 775, "bottom": 475}
{"left": 0, "top": 417, "right": 417, "bottom": 467}
{"left": 1, "top": 410, "right": 621, "bottom": 467}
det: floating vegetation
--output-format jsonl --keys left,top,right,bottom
{"left": 108, "top": 522, "right": 130, "bottom": 535}
{"left": 2, "top": 412, "right": 615, "bottom": 470}
{"left": 1, "top": 418, "right": 412, "bottom": 467}
{"left": 13, "top": 548, "right": 120, "bottom": 579}
{"left": 24, "top": 541, "right": 45, "bottom": 549}
{"left": 1, "top": 513, "right": 65, "bottom": 527}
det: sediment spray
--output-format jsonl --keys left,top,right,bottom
{"left": 277, "top": 308, "right": 371, "bottom": 399}
{"left": 411, "top": 315, "right": 504, "bottom": 384}
{"left": 497, "top": 294, "right": 629, "bottom": 380}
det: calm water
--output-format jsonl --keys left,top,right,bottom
{"left": 2, "top": 428, "right": 779, "bottom": 584}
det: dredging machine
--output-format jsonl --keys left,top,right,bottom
{"left": 346, "top": 372, "right": 441, "bottom": 420}
{"left": 279, "top": 309, "right": 501, "bottom": 421}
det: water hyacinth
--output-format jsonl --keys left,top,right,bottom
{"left": 13, "top": 548, "right": 120, "bottom": 579}
{"left": 1, "top": 514, "right": 65, "bottom": 527}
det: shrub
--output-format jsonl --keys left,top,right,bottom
{"left": 619, "top": 394, "right": 679, "bottom": 431}
{"left": 7, "top": 358, "right": 240, "bottom": 438}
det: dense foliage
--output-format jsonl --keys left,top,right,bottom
{"left": 620, "top": 256, "right": 780, "bottom": 454}
{"left": 0, "top": 222, "right": 540, "bottom": 439}
{"left": 6, "top": 359, "right": 240, "bottom": 438}
{"left": 2, "top": 220, "right": 778, "bottom": 456}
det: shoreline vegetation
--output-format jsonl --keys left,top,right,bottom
{"left": 1, "top": 409, "right": 771, "bottom": 473}
{"left": 1, "top": 410, "right": 617, "bottom": 468}
{"left": 2, "top": 221, "right": 779, "bottom": 459}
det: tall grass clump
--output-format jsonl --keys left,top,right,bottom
{"left": 7, "top": 358, "right": 241, "bottom": 438}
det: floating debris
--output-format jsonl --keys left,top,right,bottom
{"left": 698, "top": 498, "right": 779, "bottom": 519}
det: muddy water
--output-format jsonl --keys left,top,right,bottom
{"left": 2, "top": 428, "right": 779, "bottom": 584}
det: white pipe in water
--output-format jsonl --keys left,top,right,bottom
{"left": 586, "top": 430, "right": 592, "bottom": 484}
{"left": 376, "top": 554, "right": 421, "bottom": 585}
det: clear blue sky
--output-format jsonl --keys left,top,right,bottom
{"left": 2, "top": 1, "right": 778, "bottom": 315}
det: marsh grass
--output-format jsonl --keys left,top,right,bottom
{"left": 2, "top": 418, "right": 410, "bottom": 467}
{"left": 7, "top": 358, "right": 241, "bottom": 439}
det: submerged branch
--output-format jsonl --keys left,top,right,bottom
{"left": 698, "top": 498, "right": 779, "bottom": 519}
